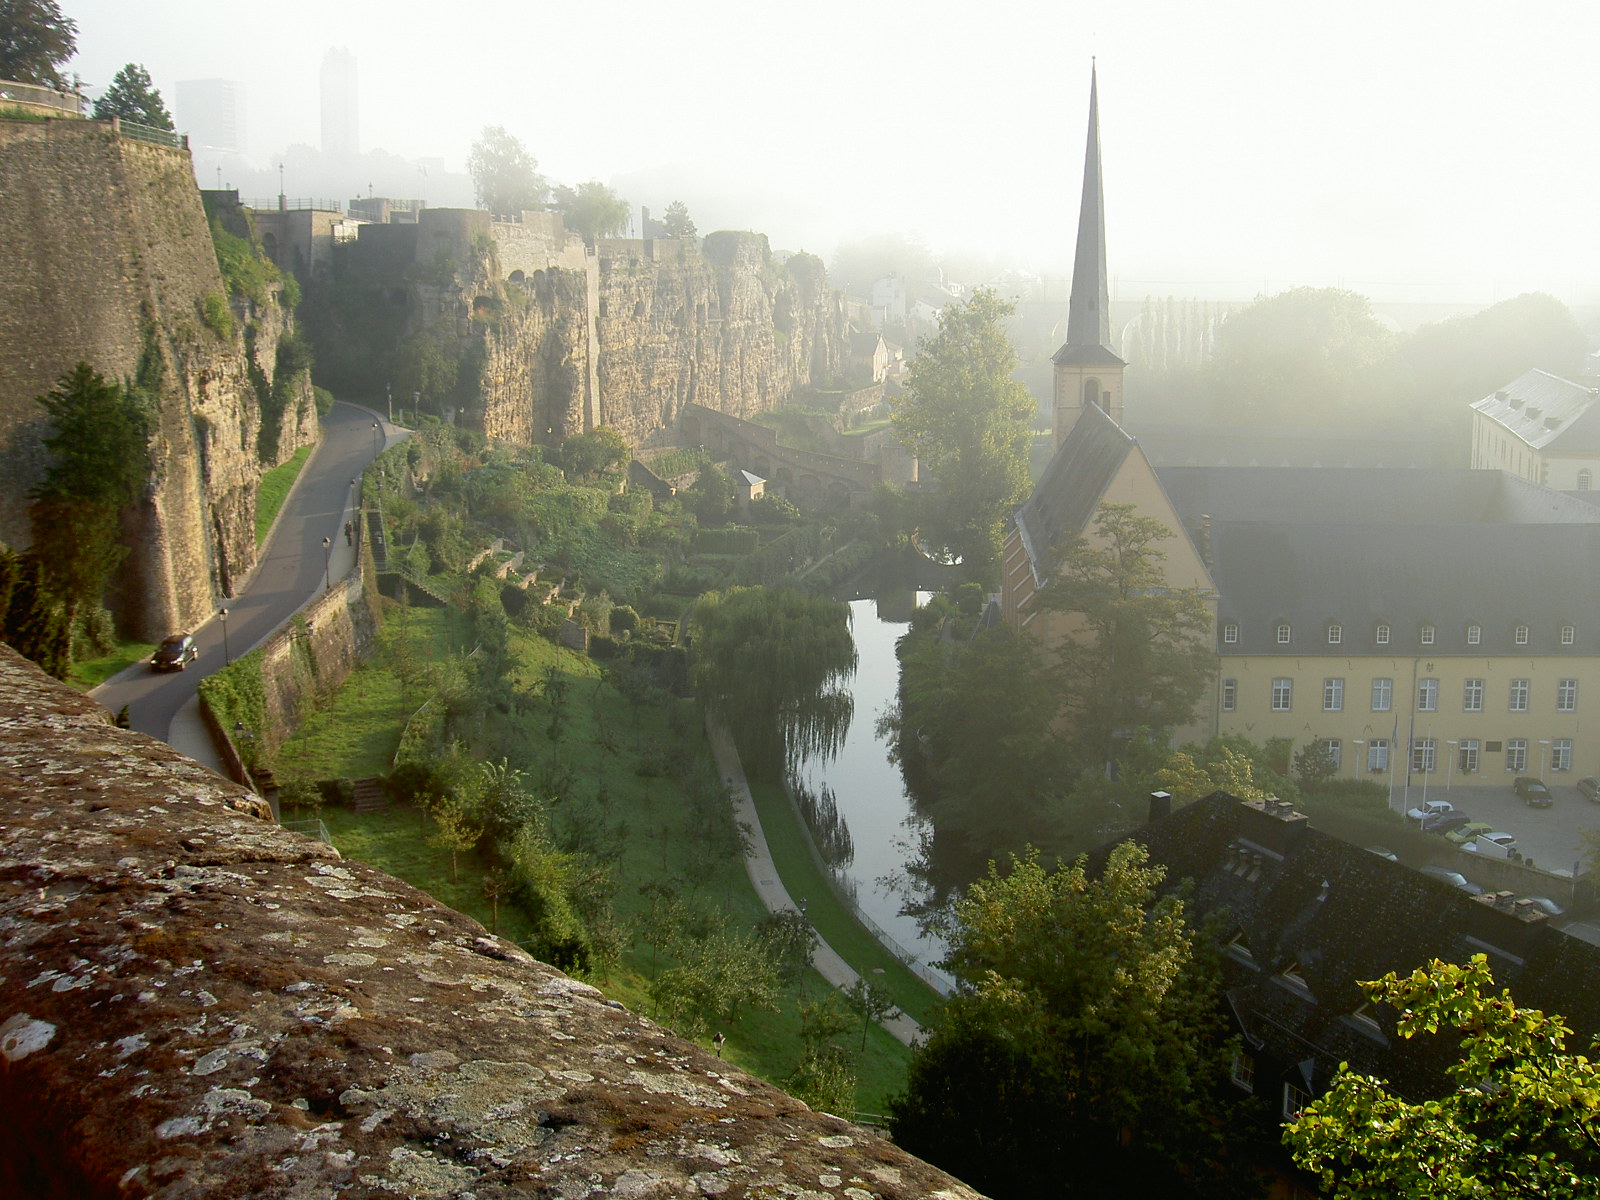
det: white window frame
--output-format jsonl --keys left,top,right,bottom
{"left": 1463, "top": 678, "right": 1483, "bottom": 712}
{"left": 1562, "top": 624, "right": 1576, "bottom": 646}
{"left": 1458, "top": 739, "right": 1480, "bottom": 773}
{"left": 1366, "top": 739, "right": 1389, "bottom": 772}
{"left": 1420, "top": 624, "right": 1436, "bottom": 646}
{"left": 1412, "top": 738, "right": 1436, "bottom": 773}
{"left": 1510, "top": 679, "right": 1530, "bottom": 712}
{"left": 1371, "top": 678, "right": 1392, "bottom": 712}
{"left": 1466, "top": 624, "right": 1481, "bottom": 645}
{"left": 1276, "top": 623, "right": 1292, "bottom": 645}
{"left": 1558, "top": 679, "right": 1578, "bottom": 712}
{"left": 1553, "top": 738, "right": 1573, "bottom": 772}
{"left": 1223, "top": 621, "right": 1239, "bottom": 644}
{"left": 1418, "top": 678, "right": 1438, "bottom": 712}
{"left": 1515, "top": 625, "right": 1530, "bottom": 646}
{"left": 1375, "top": 623, "right": 1390, "bottom": 645}
{"left": 1327, "top": 623, "right": 1342, "bottom": 645}
{"left": 1231, "top": 1048, "right": 1255, "bottom": 1093}
{"left": 1284, "top": 1082, "right": 1313, "bottom": 1120}
{"left": 1320, "top": 738, "right": 1342, "bottom": 770}
{"left": 1221, "top": 678, "right": 1237, "bottom": 712}
{"left": 1323, "top": 678, "right": 1344, "bottom": 711}
{"left": 1271, "top": 678, "right": 1293, "bottom": 711}
{"left": 1506, "top": 739, "right": 1528, "bottom": 773}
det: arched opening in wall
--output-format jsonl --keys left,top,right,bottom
{"left": 507, "top": 269, "right": 525, "bottom": 286}
{"left": 1082, "top": 377, "right": 1102, "bottom": 411}
{"left": 473, "top": 296, "right": 498, "bottom": 318}
{"left": 825, "top": 481, "right": 851, "bottom": 509}
{"left": 531, "top": 270, "right": 546, "bottom": 295}
{"left": 633, "top": 300, "right": 645, "bottom": 320}
{"left": 794, "top": 474, "right": 823, "bottom": 507}
{"left": 260, "top": 232, "right": 279, "bottom": 262}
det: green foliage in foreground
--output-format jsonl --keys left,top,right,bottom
{"left": 255, "top": 445, "right": 313, "bottom": 545}
{"left": 1287, "top": 955, "right": 1600, "bottom": 1197}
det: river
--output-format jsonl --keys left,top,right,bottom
{"left": 791, "top": 585, "right": 952, "bottom": 990}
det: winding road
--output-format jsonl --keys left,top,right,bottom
{"left": 93, "top": 402, "right": 401, "bottom": 745}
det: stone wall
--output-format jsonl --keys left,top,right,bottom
{"left": 0, "top": 117, "right": 315, "bottom": 639}
{"left": 0, "top": 645, "right": 982, "bottom": 1199}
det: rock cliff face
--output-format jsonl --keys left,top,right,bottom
{"left": 341, "top": 209, "right": 845, "bottom": 452}
{"left": 0, "top": 645, "right": 983, "bottom": 1200}
{"left": 0, "top": 118, "right": 315, "bottom": 640}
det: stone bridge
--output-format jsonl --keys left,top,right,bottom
{"left": 681, "top": 403, "right": 883, "bottom": 512}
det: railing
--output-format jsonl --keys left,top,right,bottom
{"left": 242, "top": 197, "right": 346, "bottom": 213}
{"left": 117, "top": 118, "right": 185, "bottom": 150}
{"left": 281, "top": 818, "right": 332, "bottom": 845}
{"left": 0, "top": 79, "right": 86, "bottom": 115}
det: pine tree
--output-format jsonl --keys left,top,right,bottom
{"left": 92, "top": 63, "right": 173, "bottom": 129}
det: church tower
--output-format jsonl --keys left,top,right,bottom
{"left": 1052, "top": 65, "right": 1125, "bottom": 451}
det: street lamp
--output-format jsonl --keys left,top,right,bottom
{"left": 219, "top": 606, "right": 229, "bottom": 665}
{"left": 386, "top": 383, "right": 393, "bottom": 424}
{"left": 1446, "top": 740, "right": 1458, "bottom": 792}
{"left": 1539, "top": 738, "right": 1552, "bottom": 781}
{"left": 322, "top": 535, "right": 332, "bottom": 591}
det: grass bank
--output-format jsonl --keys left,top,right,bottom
{"left": 256, "top": 445, "right": 314, "bottom": 546}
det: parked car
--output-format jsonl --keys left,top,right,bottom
{"left": 1513, "top": 776, "right": 1554, "bottom": 807}
{"left": 1421, "top": 811, "right": 1473, "bottom": 835}
{"left": 1579, "top": 777, "right": 1600, "bottom": 803}
{"left": 150, "top": 633, "right": 199, "bottom": 671}
{"left": 1523, "top": 896, "right": 1567, "bottom": 917}
{"left": 1407, "top": 799, "right": 1457, "bottom": 823}
{"left": 1445, "top": 821, "right": 1497, "bottom": 846}
{"left": 1460, "top": 832, "right": 1518, "bottom": 856}
{"left": 1420, "top": 865, "right": 1484, "bottom": 895}
{"left": 1365, "top": 846, "right": 1399, "bottom": 861}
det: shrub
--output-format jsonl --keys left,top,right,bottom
{"left": 202, "top": 292, "right": 235, "bottom": 339}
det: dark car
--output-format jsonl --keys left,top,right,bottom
{"left": 150, "top": 633, "right": 198, "bottom": 671}
{"left": 1514, "top": 776, "right": 1554, "bottom": 807}
{"left": 1580, "top": 777, "right": 1600, "bottom": 803}
{"left": 1420, "top": 811, "right": 1472, "bottom": 836}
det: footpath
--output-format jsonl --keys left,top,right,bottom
{"left": 706, "top": 719, "right": 924, "bottom": 1047}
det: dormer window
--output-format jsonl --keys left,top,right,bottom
{"left": 1277, "top": 959, "right": 1313, "bottom": 997}
{"left": 1515, "top": 625, "right": 1529, "bottom": 646}
{"left": 1223, "top": 621, "right": 1239, "bottom": 644}
{"left": 1375, "top": 623, "right": 1390, "bottom": 645}
{"left": 1327, "top": 623, "right": 1342, "bottom": 645}
{"left": 1467, "top": 624, "right": 1481, "bottom": 646}
{"left": 1346, "top": 1003, "right": 1385, "bottom": 1040}
{"left": 1283, "top": 1082, "right": 1313, "bottom": 1120}
{"left": 1563, "top": 625, "right": 1576, "bottom": 646}
{"left": 1420, "top": 624, "right": 1436, "bottom": 646}
{"left": 1226, "top": 930, "right": 1256, "bottom": 965}
{"left": 1276, "top": 623, "right": 1291, "bottom": 645}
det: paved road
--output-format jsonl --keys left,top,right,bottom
{"left": 94, "top": 403, "right": 399, "bottom": 740}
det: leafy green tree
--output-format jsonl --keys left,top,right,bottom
{"left": 0, "top": 0, "right": 76, "bottom": 89}
{"left": 554, "top": 180, "right": 630, "bottom": 245}
{"left": 1286, "top": 955, "right": 1600, "bottom": 1198}
{"left": 92, "top": 63, "right": 172, "bottom": 129}
{"left": 650, "top": 917, "right": 782, "bottom": 1040}
{"left": 559, "top": 426, "right": 630, "bottom": 479}
{"left": 787, "top": 993, "right": 856, "bottom": 1115}
{"left": 661, "top": 199, "right": 696, "bottom": 239}
{"left": 1038, "top": 502, "right": 1214, "bottom": 771}
{"left": 890, "top": 288, "right": 1034, "bottom": 583}
{"left": 690, "top": 586, "right": 856, "bottom": 772}
{"left": 889, "top": 842, "right": 1247, "bottom": 1199}
{"left": 466, "top": 125, "right": 548, "bottom": 217}
{"left": 429, "top": 798, "right": 481, "bottom": 882}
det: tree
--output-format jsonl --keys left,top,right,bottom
{"left": 428, "top": 799, "right": 481, "bottom": 882}
{"left": 890, "top": 288, "right": 1034, "bottom": 583}
{"left": 554, "top": 180, "right": 630, "bottom": 245}
{"left": 889, "top": 842, "right": 1247, "bottom": 1199}
{"left": 690, "top": 586, "right": 856, "bottom": 772}
{"left": 0, "top": 0, "right": 77, "bottom": 90}
{"left": 661, "top": 199, "right": 696, "bottom": 239}
{"left": 92, "top": 63, "right": 172, "bottom": 129}
{"left": 559, "top": 426, "right": 629, "bottom": 480}
{"left": 1038, "top": 503, "right": 1215, "bottom": 771}
{"left": 466, "top": 125, "right": 548, "bottom": 217}
{"left": 1286, "top": 955, "right": 1600, "bottom": 1198}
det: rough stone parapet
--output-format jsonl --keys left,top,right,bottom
{"left": 0, "top": 646, "right": 981, "bottom": 1199}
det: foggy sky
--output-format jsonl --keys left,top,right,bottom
{"left": 58, "top": 0, "right": 1600, "bottom": 307}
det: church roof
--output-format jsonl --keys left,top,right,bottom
{"left": 1471, "top": 369, "right": 1600, "bottom": 453}
{"left": 1128, "top": 423, "right": 1434, "bottom": 469}
{"left": 1052, "top": 65, "right": 1119, "bottom": 367}
{"left": 1013, "top": 402, "right": 1136, "bottom": 583}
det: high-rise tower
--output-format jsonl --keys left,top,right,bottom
{"left": 1051, "top": 65, "right": 1125, "bottom": 451}
{"left": 320, "top": 48, "right": 359, "bottom": 159}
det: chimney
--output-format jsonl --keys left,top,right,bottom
{"left": 1148, "top": 790, "right": 1173, "bottom": 823}
{"left": 1238, "top": 796, "right": 1309, "bottom": 857}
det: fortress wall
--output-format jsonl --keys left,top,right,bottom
{"left": 0, "top": 644, "right": 981, "bottom": 1200}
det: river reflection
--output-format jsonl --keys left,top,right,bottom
{"left": 791, "top": 589, "right": 949, "bottom": 984}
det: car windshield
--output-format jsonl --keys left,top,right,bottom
{"left": 161, "top": 637, "right": 186, "bottom": 651}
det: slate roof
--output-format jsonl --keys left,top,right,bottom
{"left": 1471, "top": 369, "right": 1600, "bottom": 453}
{"left": 1128, "top": 423, "right": 1434, "bottom": 469}
{"left": 1118, "top": 794, "right": 1600, "bottom": 1103}
{"left": 1053, "top": 65, "right": 1121, "bottom": 369}
{"left": 1012, "top": 402, "right": 1137, "bottom": 584}
{"left": 1155, "top": 468, "right": 1600, "bottom": 655}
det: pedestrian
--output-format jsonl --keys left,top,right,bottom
{"left": 344, "top": 520, "right": 353, "bottom": 546}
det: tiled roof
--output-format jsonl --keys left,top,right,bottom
{"left": 1118, "top": 794, "right": 1600, "bottom": 1102}
{"left": 1471, "top": 369, "right": 1600, "bottom": 452}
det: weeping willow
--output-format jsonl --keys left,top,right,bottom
{"left": 690, "top": 586, "right": 857, "bottom": 772}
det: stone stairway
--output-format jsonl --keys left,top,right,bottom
{"left": 351, "top": 776, "right": 389, "bottom": 814}
{"left": 365, "top": 510, "right": 388, "bottom": 570}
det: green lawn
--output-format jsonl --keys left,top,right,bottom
{"left": 69, "top": 639, "right": 158, "bottom": 691}
{"left": 256, "top": 445, "right": 314, "bottom": 546}
{"left": 275, "top": 597, "right": 923, "bottom": 1114}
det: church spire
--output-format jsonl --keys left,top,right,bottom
{"left": 1065, "top": 62, "right": 1110, "bottom": 352}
